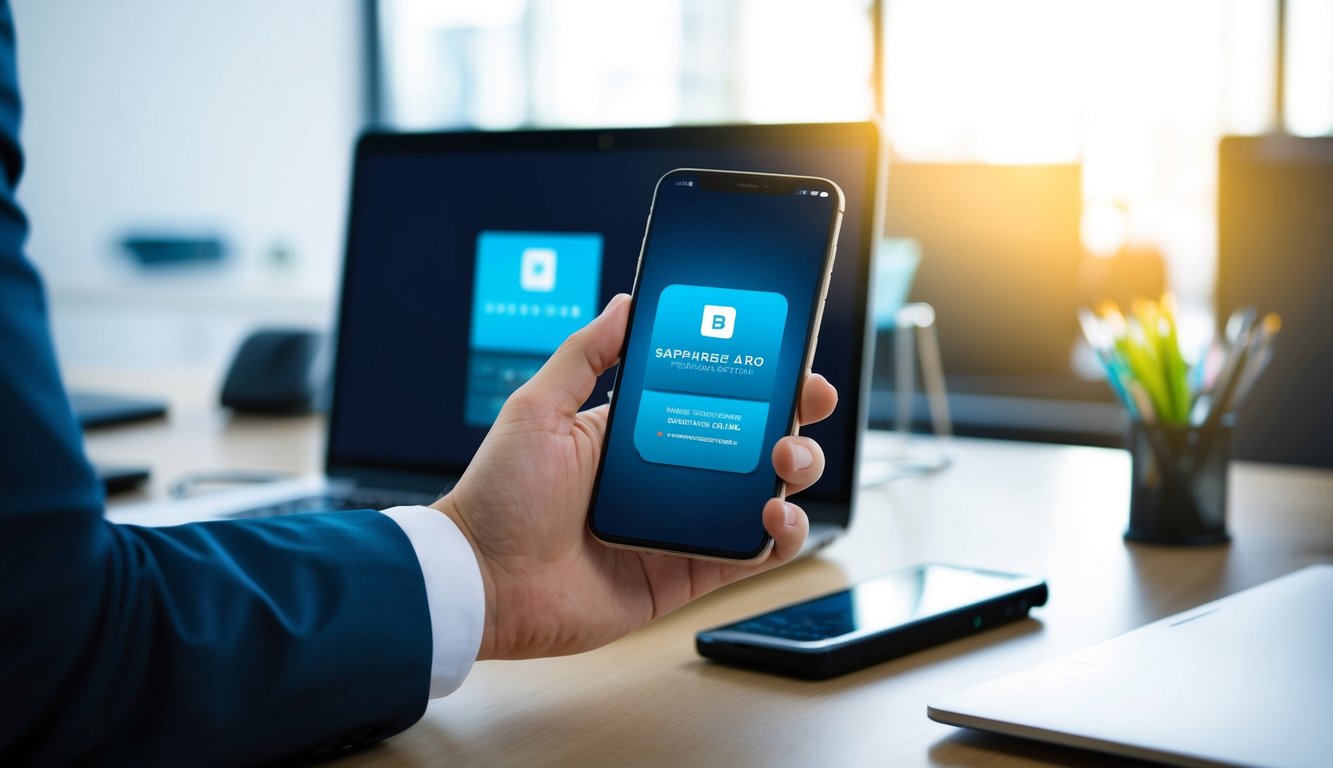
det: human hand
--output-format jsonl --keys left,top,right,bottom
{"left": 433, "top": 294, "right": 838, "bottom": 660}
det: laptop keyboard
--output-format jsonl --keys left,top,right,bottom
{"left": 230, "top": 491, "right": 438, "bottom": 520}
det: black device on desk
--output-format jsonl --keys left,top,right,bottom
{"left": 69, "top": 390, "right": 167, "bottom": 429}
{"left": 697, "top": 564, "right": 1047, "bottom": 679}
{"left": 220, "top": 329, "right": 327, "bottom": 414}
{"left": 94, "top": 464, "right": 151, "bottom": 494}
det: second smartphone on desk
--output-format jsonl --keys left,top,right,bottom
{"left": 697, "top": 564, "right": 1049, "bottom": 679}
{"left": 587, "top": 169, "right": 843, "bottom": 562}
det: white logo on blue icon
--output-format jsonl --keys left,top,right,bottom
{"left": 520, "top": 247, "right": 557, "bottom": 292}
{"left": 700, "top": 304, "right": 736, "bottom": 339}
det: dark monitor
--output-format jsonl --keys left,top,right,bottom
{"left": 326, "top": 123, "right": 884, "bottom": 523}
{"left": 885, "top": 162, "right": 1084, "bottom": 390}
{"left": 1218, "top": 135, "right": 1333, "bottom": 468}
{"left": 872, "top": 162, "right": 1123, "bottom": 445}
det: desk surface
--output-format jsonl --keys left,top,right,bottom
{"left": 76, "top": 367, "right": 1333, "bottom": 767}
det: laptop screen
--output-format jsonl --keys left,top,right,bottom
{"left": 328, "top": 123, "right": 881, "bottom": 512}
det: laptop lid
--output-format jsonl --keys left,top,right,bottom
{"left": 928, "top": 566, "right": 1333, "bottom": 768}
{"left": 325, "top": 122, "right": 884, "bottom": 527}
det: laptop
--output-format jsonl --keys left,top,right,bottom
{"left": 929, "top": 565, "right": 1333, "bottom": 768}
{"left": 111, "top": 121, "right": 885, "bottom": 554}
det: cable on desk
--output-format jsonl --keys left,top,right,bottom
{"left": 169, "top": 470, "right": 294, "bottom": 499}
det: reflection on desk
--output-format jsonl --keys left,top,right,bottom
{"left": 80, "top": 368, "right": 1333, "bottom": 767}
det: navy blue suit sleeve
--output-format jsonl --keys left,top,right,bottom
{"left": 0, "top": 5, "right": 433, "bottom": 764}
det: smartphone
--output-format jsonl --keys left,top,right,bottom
{"left": 587, "top": 168, "right": 844, "bottom": 561}
{"left": 696, "top": 564, "right": 1049, "bottom": 679}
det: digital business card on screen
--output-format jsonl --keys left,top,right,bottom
{"left": 634, "top": 284, "right": 788, "bottom": 474}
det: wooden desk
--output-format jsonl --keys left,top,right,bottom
{"left": 80, "top": 368, "right": 1333, "bottom": 767}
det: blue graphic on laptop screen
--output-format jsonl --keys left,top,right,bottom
{"left": 465, "top": 231, "right": 602, "bottom": 426}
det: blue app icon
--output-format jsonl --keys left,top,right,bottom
{"left": 469, "top": 231, "right": 602, "bottom": 354}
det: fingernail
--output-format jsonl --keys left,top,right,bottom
{"left": 783, "top": 503, "right": 797, "bottom": 527}
{"left": 791, "top": 443, "right": 813, "bottom": 470}
{"left": 602, "top": 293, "right": 629, "bottom": 314}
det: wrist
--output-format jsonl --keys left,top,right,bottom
{"left": 431, "top": 493, "right": 499, "bottom": 661}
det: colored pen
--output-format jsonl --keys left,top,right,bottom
{"left": 1227, "top": 313, "right": 1281, "bottom": 412}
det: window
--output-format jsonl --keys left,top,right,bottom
{"left": 378, "top": 0, "right": 1333, "bottom": 315}
{"left": 377, "top": 0, "right": 876, "bottom": 129}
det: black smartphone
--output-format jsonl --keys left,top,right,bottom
{"left": 93, "top": 463, "right": 151, "bottom": 494}
{"left": 696, "top": 564, "right": 1049, "bottom": 679}
{"left": 587, "top": 168, "right": 844, "bottom": 561}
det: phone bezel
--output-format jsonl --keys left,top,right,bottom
{"left": 586, "top": 167, "right": 845, "bottom": 561}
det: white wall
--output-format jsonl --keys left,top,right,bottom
{"left": 11, "top": 0, "right": 364, "bottom": 370}
{"left": 12, "top": 0, "right": 362, "bottom": 293}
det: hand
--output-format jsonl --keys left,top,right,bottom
{"left": 433, "top": 294, "right": 838, "bottom": 660}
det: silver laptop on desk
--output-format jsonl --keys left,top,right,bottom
{"left": 111, "top": 123, "right": 885, "bottom": 553}
{"left": 929, "top": 565, "right": 1333, "bottom": 768}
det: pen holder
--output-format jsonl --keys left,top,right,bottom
{"left": 1125, "top": 417, "right": 1233, "bottom": 546}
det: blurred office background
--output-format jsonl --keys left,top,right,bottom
{"left": 14, "top": 0, "right": 1333, "bottom": 460}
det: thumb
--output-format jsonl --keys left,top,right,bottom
{"left": 520, "top": 293, "right": 630, "bottom": 416}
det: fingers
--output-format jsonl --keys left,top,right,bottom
{"left": 771, "top": 435, "right": 825, "bottom": 496}
{"left": 796, "top": 372, "right": 837, "bottom": 426}
{"left": 761, "top": 498, "right": 809, "bottom": 565}
{"left": 519, "top": 294, "right": 630, "bottom": 416}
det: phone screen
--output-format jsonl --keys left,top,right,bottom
{"left": 716, "top": 565, "right": 1043, "bottom": 642}
{"left": 588, "top": 170, "right": 842, "bottom": 559}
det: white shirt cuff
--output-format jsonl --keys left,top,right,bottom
{"left": 379, "top": 505, "right": 485, "bottom": 698}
